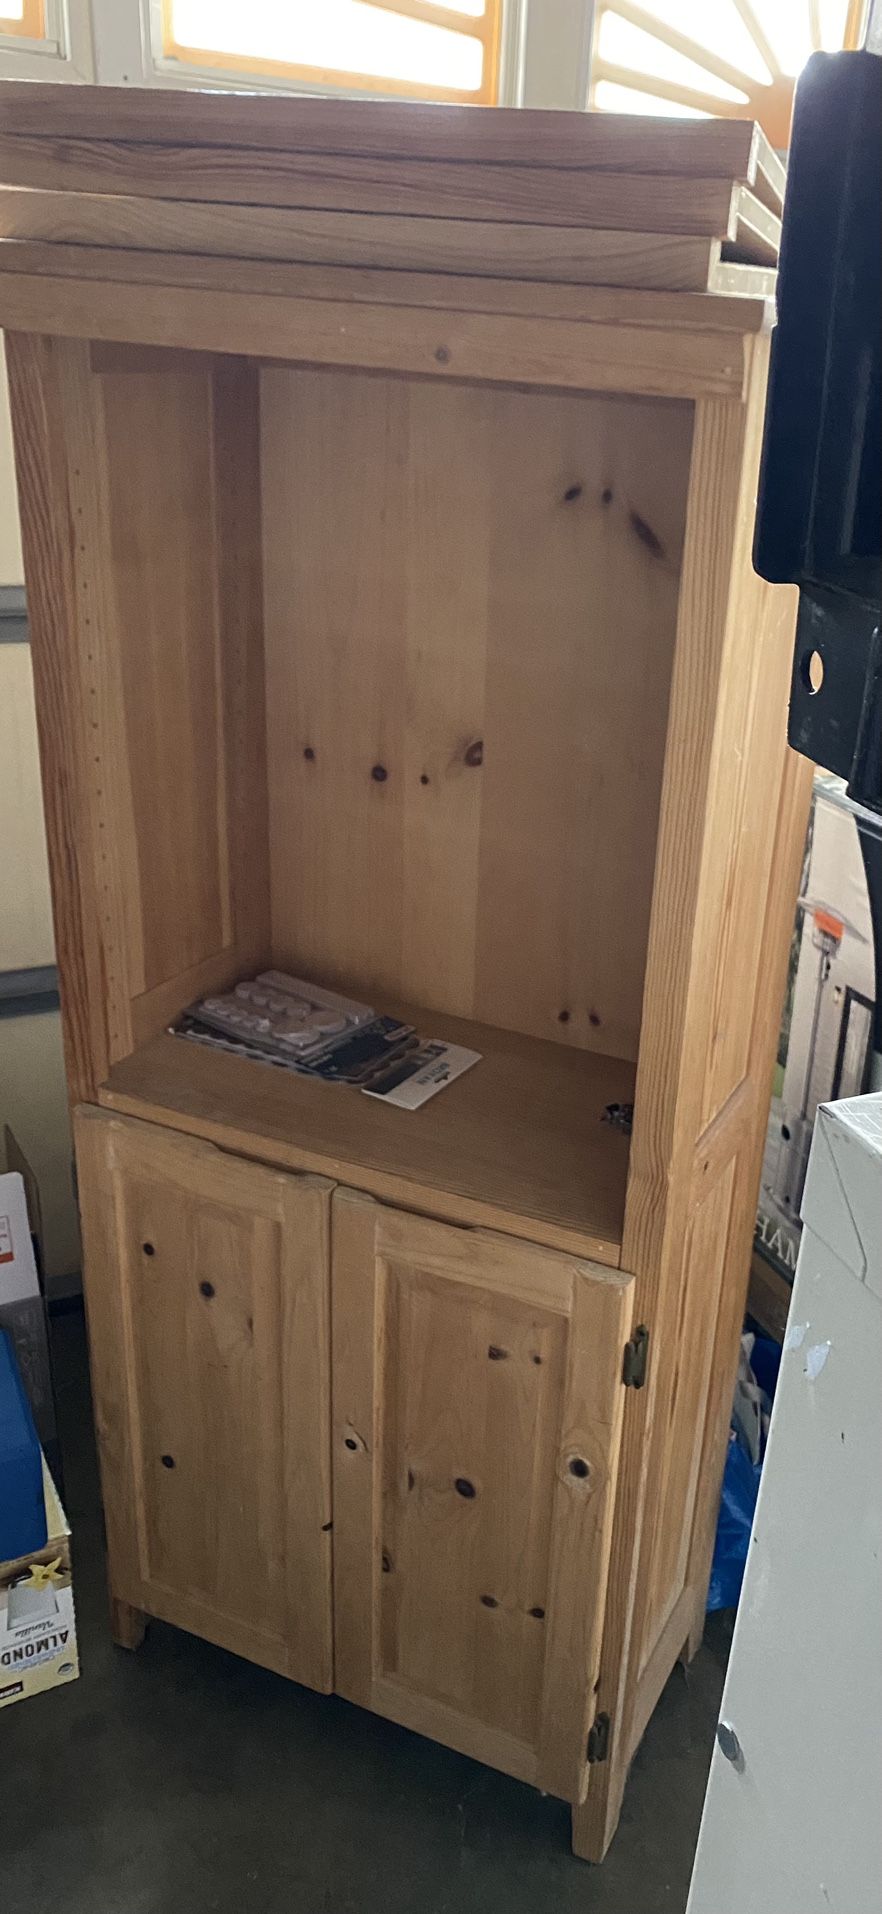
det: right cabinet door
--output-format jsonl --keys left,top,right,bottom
{"left": 331, "top": 1190, "right": 635, "bottom": 1803}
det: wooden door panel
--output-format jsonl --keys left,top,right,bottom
{"left": 332, "top": 1190, "right": 634, "bottom": 1800}
{"left": 74, "top": 1105, "right": 333, "bottom": 1690}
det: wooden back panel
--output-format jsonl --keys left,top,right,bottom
{"left": 6, "top": 336, "right": 270, "bottom": 1099}
{"left": 263, "top": 368, "right": 692, "bottom": 1061}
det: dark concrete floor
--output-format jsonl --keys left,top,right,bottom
{"left": 3, "top": 1311, "right": 732, "bottom": 1914}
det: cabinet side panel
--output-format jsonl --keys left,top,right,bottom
{"left": 6, "top": 337, "right": 270, "bottom": 1094}
{"left": 263, "top": 368, "right": 691, "bottom": 1062}
{"left": 574, "top": 336, "right": 811, "bottom": 1862}
{"left": 98, "top": 366, "right": 230, "bottom": 991}
{"left": 638, "top": 1155, "right": 736, "bottom": 1660}
{"left": 73, "top": 1105, "right": 147, "bottom": 1607}
{"left": 6, "top": 334, "right": 110, "bottom": 1101}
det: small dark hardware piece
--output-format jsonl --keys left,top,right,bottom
{"left": 623, "top": 1325, "right": 650, "bottom": 1389}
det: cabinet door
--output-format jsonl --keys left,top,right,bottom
{"left": 74, "top": 1106, "right": 333, "bottom": 1690}
{"left": 331, "top": 1190, "right": 635, "bottom": 1801}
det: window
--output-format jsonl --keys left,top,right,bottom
{"left": 588, "top": 0, "right": 867, "bottom": 147}
{"left": 159, "top": 0, "right": 502, "bottom": 103}
{"left": 0, "top": 1, "right": 47, "bottom": 38}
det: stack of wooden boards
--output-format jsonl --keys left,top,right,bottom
{"left": 0, "top": 85, "right": 783, "bottom": 302}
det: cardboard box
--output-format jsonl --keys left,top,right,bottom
{"left": 0, "top": 1456, "right": 79, "bottom": 1709}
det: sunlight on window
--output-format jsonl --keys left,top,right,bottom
{"left": 595, "top": 78, "right": 708, "bottom": 117}
{"left": 598, "top": 14, "right": 749, "bottom": 103}
{"left": 590, "top": 0, "right": 860, "bottom": 146}
{"left": 169, "top": 0, "right": 486, "bottom": 92}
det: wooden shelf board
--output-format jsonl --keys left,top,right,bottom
{"left": 98, "top": 1010, "right": 635, "bottom": 1265}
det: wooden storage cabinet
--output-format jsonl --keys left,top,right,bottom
{"left": 331, "top": 1191, "right": 634, "bottom": 1801}
{"left": 0, "top": 84, "right": 812, "bottom": 1861}
{"left": 74, "top": 1107, "right": 334, "bottom": 1692}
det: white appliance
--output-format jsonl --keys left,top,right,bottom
{"left": 687, "top": 1092, "right": 882, "bottom": 1914}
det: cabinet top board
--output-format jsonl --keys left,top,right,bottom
{"left": 0, "top": 84, "right": 783, "bottom": 382}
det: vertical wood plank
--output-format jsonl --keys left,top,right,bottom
{"left": 6, "top": 334, "right": 111, "bottom": 1102}
{"left": 73, "top": 1106, "right": 145, "bottom": 1605}
{"left": 280, "top": 1171, "right": 335, "bottom": 1693}
{"left": 331, "top": 1187, "right": 384, "bottom": 1707}
{"left": 574, "top": 335, "right": 807, "bottom": 1861}
{"left": 536, "top": 1263, "right": 634, "bottom": 1800}
{"left": 683, "top": 744, "right": 814, "bottom": 1651}
{"left": 211, "top": 357, "right": 271, "bottom": 981}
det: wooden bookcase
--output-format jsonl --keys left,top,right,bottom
{"left": 0, "top": 84, "right": 810, "bottom": 1860}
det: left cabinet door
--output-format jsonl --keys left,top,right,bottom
{"left": 74, "top": 1106, "right": 334, "bottom": 1691}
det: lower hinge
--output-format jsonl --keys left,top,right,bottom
{"left": 622, "top": 1324, "right": 650, "bottom": 1389}
{"left": 587, "top": 1711, "right": 611, "bottom": 1765}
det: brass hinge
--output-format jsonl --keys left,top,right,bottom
{"left": 587, "top": 1711, "right": 611, "bottom": 1764}
{"left": 622, "top": 1324, "right": 650, "bottom": 1389}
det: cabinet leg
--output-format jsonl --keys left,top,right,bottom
{"left": 570, "top": 1768, "right": 626, "bottom": 1864}
{"left": 684, "top": 1613, "right": 705, "bottom": 1663}
{"left": 110, "top": 1596, "right": 147, "bottom": 1651}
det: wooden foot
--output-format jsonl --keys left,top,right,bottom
{"left": 683, "top": 1597, "right": 706, "bottom": 1665}
{"left": 684, "top": 1616, "right": 704, "bottom": 1663}
{"left": 570, "top": 1769, "right": 626, "bottom": 1864}
{"left": 110, "top": 1596, "right": 147, "bottom": 1651}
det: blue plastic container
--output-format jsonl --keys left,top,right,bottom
{"left": 0, "top": 1328, "right": 47, "bottom": 1562}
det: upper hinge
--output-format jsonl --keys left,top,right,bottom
{"left": 587, "top": 1711, "right": 611, "bottom": 1765}
{"left": 622, "top": 1324, "right": 650, "bottom": 1389}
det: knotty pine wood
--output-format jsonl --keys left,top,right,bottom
{"left": 2, "top": 98, "right": 803, "bottom": 1863}
{"left": 6, "top": 335, "right": 270, "bottom": 1085}
{"left": 331, "top": 1189, "right": 633, "bottom": 1798}
{"left": 0, "top": 87, "right": 783, "bottom": 195}
{"left": 0, "top": 275, "right": 750, "bottom": 401}
{"left": 263, "top": 369, "right": 691, "bottom": 1059}
{"left": 682, "top": 744, "right": 814, "bottom": 1656}
{"left": 0, "top": 188, "right": 768, "bottom": 282}
{"left": 74, "top": 1106, "right": 334, "bottom": 1690}
{"left": 98, "top": 1017, "right": 634, "bottom": 1265}
{"left": 0, "top": 145, "right": 760, "bottom": 234}
{"left": 4, "top": 332, "right": 112, "bottom": 1103}
{"left": 0, "top": 240, "right": 774, "bottom": 332}
{"left": 572, "top": 339, "right": 808, "bottom": 1862}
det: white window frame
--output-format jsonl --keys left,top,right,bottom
{"left": 0, "top": 1, "right": 599, "bottom": 110}
{"left": 0, "top": 0, "right": 93, "bottom": 80}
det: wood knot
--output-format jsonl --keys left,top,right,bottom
{"left": 464, "top": 740, "right": 484, "bottom": 768}
{"left": 371, "top": 763, "right": 388, "bottom": 782}
{"left": 454, "top": 1477, "right": 477, "bottom": 1499}
{"left": 629, "top": 511, "right": 665, "bottom": 560}
{"left": 199, "top": 1281, "right": 215, "bottom": 1299}
{"left": 487, "top": 1345, "right": 508, "bottom": 1361}
{"left": 568, "top": 1457, "right": 591, "bottom": 1481}
{"left": 435, "top": 345, "right": 451, "bottom": 365}
{"left": 601, "top": 487, "right": 614, "bottom": 505}
{"left": 563, "top": 483, "right": 583, "bottom": 503}
{"left": 303, "top": 746, "right": 315, "bottom": 761}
